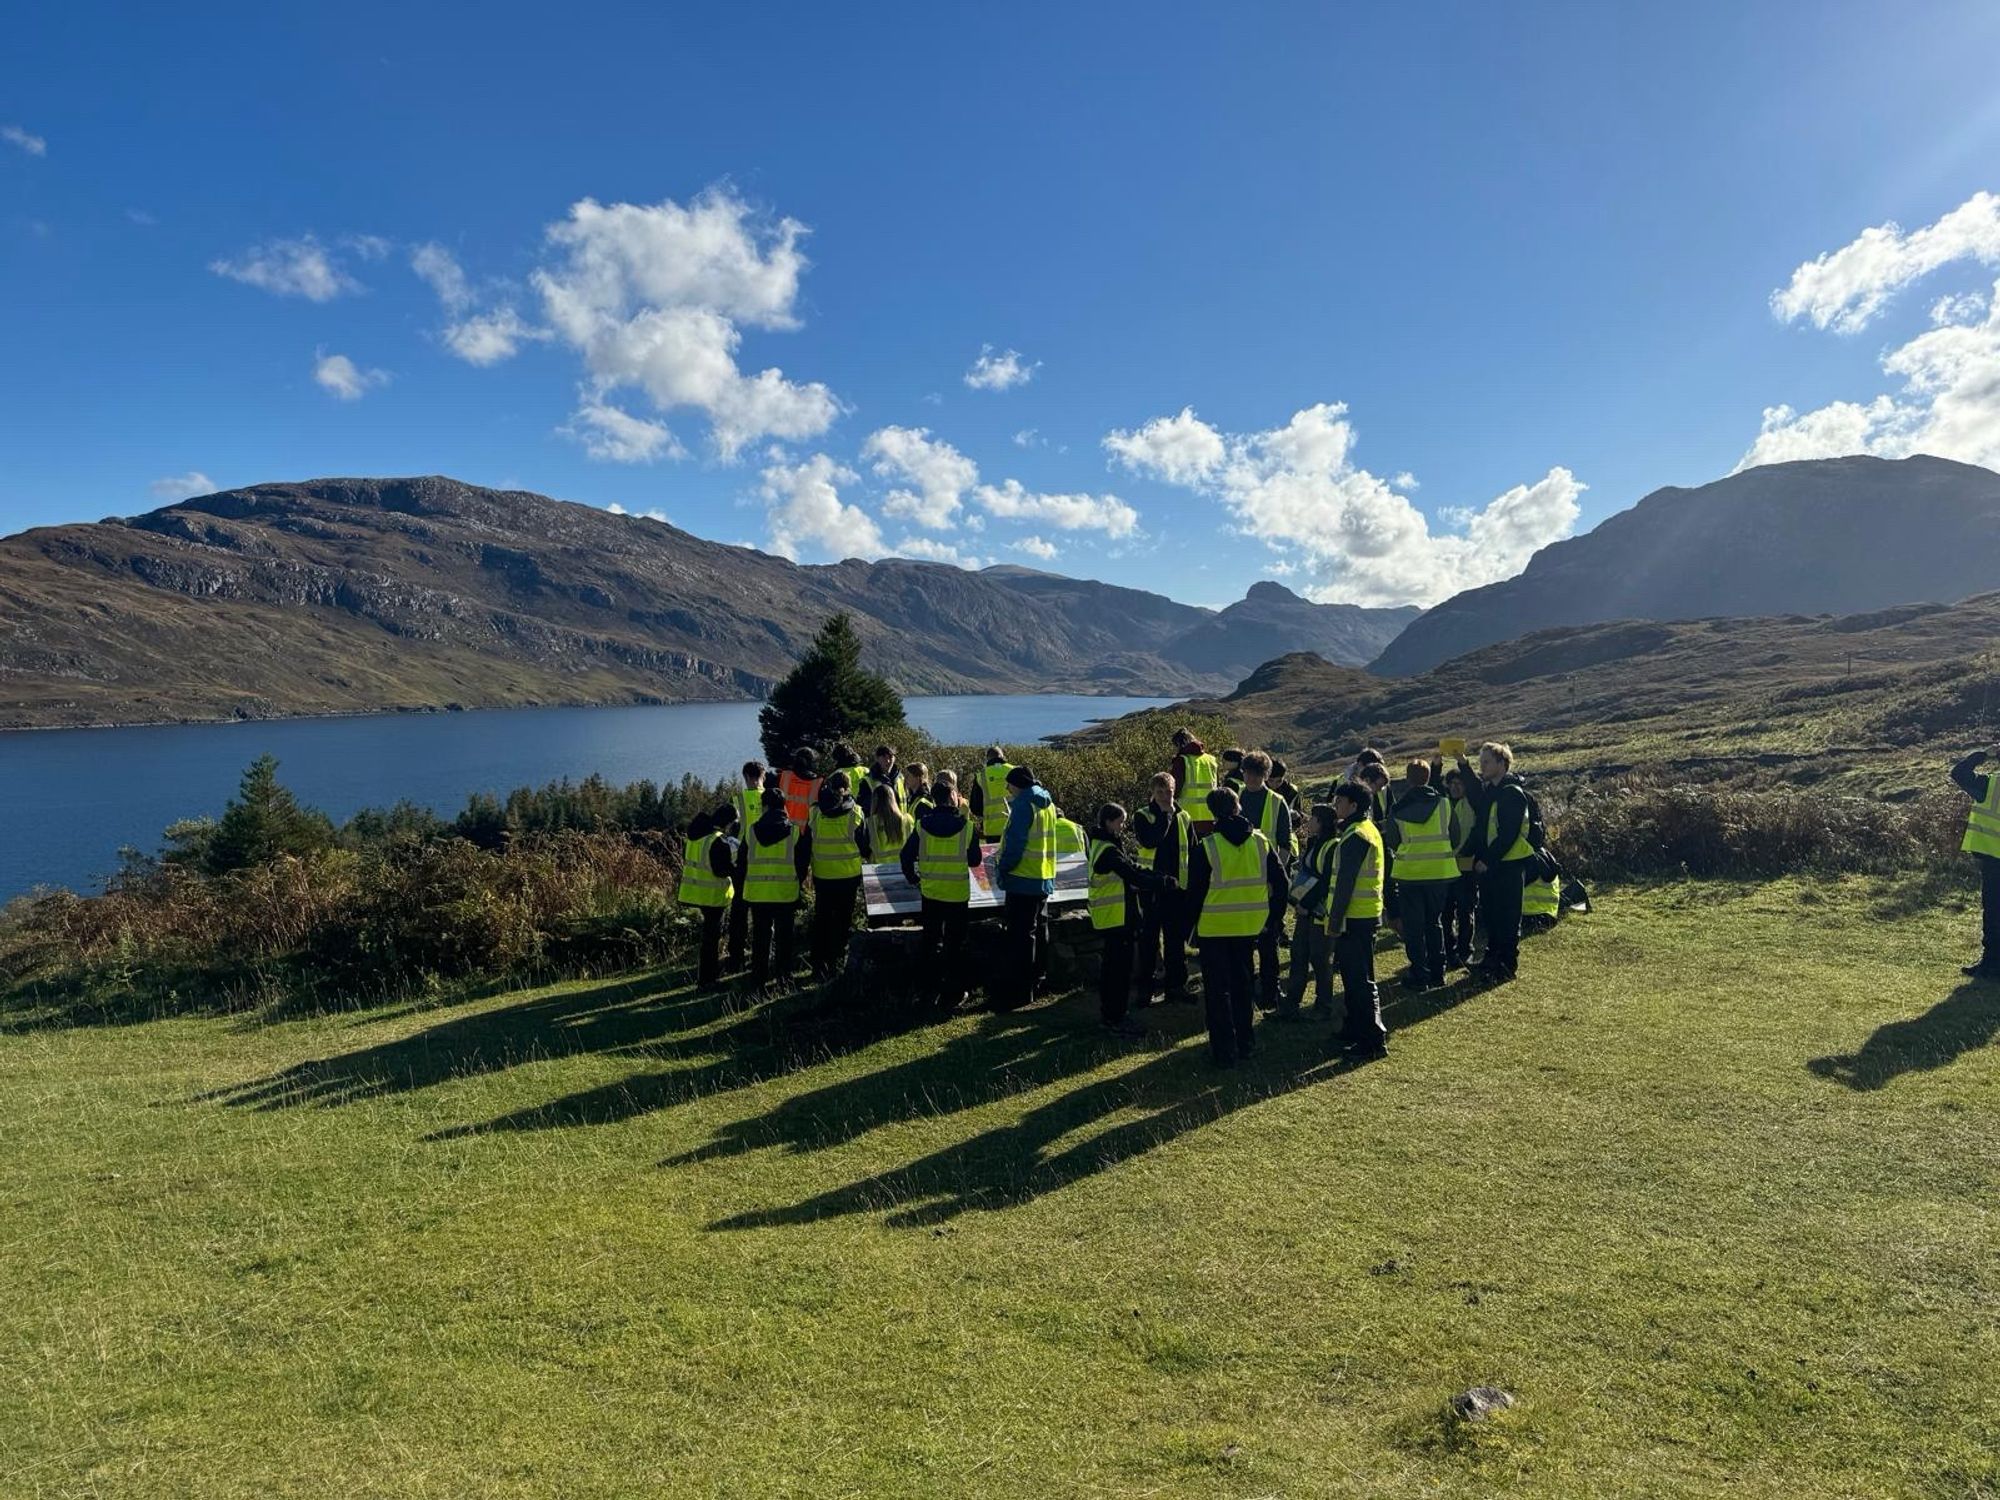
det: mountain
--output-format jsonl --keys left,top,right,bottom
{"left": 1369, "top": 455, "right": 2000, "bottom": 677}
{"left": 0, "top": 476, "right": 1410, "bottom": 729}
{"left": 1161, "top": 581, "right": 1418, "bottom": 681}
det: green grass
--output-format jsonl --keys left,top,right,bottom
{"left": 5, "top": 880, "right": 1999, "bottom": 1498}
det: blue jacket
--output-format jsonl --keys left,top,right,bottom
{"left": 997, "top": 783, "right": 1056, "bottom": 896}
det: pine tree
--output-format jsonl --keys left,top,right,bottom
{"left": 758, "top": 613, "right": 907, "bottom": 765}
{"left": 201, "top": 755, "right": 336, "bottom": 874}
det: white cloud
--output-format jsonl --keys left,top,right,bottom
{"left": 562, "top": 398, "right": 684, "bottom": 462}
{"left": 125, "top": 208, "right": 157, "bottom": 227}
{"left": 862, "top": 425, "right": 977, "bottom": 529}
{"left": 1771, "top": 190, "right": 2000, "bottom": 333}
{"left": 2, "top": 125, "right": 46, "bottom": 157}
{"left": 446, "top": 307, "right": 543, "bottom": 366}
{"left": 1012, "top": 535, "right": 1059, "bottom": 561}
{"left": 343, "top": 233, "right": 392, "bottom": 262}
{"left": 757, "top": 454, "right": 885, "bottom": 561}
{"left": 1391, "top": 470, "right": 1419, "bottom": 492}
{"left": 533, "top": 188, "right": 839, "bottom": 459}
{"left": 313, "top": 351, "right": 390, "bottom": 401}
{"left": 972, "top": 478, "right": 1138, "bottom": 537}
{"left": 1013, "top": 428, "right": 1042, "bottom": 448}
{"left": 411, "top": 241, "right": 471, "bottom": 310}
{"left": 211, "top": 236, "right": 360, "bottom": 301}
{"left": 964, "top": 344, "right": 1038, "bottom": 391}
{"left": 149, "top": 471, "right": 213, "bottom": 500}
{"left": 1103, "top": 405, "right": 1227, "bottom": 485}
{"left": 1931, "top": 289, "right": 1990, "bottom": 327}
{"left": 1107, "top": 400, "right": 1582, "bottom": 605}
{"left": 606, "top": 502, "right": 670, "bottom": 523}
{"left": 892, "top": 535, "right": 983, "bottom": 568}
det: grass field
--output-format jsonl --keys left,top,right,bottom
{"left": 5, "top": 880, "right": 1999, "bottom": 1498}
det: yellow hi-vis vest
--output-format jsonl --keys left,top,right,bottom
{"left": 1197, "top": 830, "right": 1271, "bottom": 938}
{"left": 1180, "top": 752, "right": 1218, "bottom": 811}
{"left": 744, "top": 825, "right": 801, "bottom": 904}
{"left": 1143, "top": 805, "right": 1191, "bottom": 876}
{"left": 735, "top": 785, "right": 763, "bottom": 834}
{"left": 1055, "top": 817, "right": 1087, "bottom": 855}
{"left": 1325, "top": 818, "right": 1384, "bottom": 929}
{"left": 1087, "top": 836, "right": 1128, "bottom": 930}
{"left": 1247, "top": 786, "right": 1296, "bottom": 859}
{"left": 1393, "top": 798, "right": 1458, "bottom": 883}
{"left": 1450, "top": 795, "right": 1477, "bottom": 872}
{"left": 809, "top": 805, "right": 863, "bottom": 880}
{"left": 1005, "top": 801, "right": 1058, "bottom": 882}
{"left": 981, "top": 763, "right": 1014, "bottom": 838}
{"left": 677, "top": 833, "right": 731, "bottom": 909}
{"left": 918, "top": 822, "right": 974, "bottom": 903}
{"left": 1524, "top": 873, "right": 1560, "bottom": 918}
{"left": 1965, "top": 773, "right": 2000, "bottom": 859}
{"left": 1487, "top": 790, "right": 1534, "bottom": 862}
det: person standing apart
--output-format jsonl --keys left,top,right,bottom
{"left": 677, "top": 805, "right": 740, "bottom": 991}
{"left": 807, "top": 776, "right": 872, "bottom": 981}
{"left": 737, "top": 791, "right": 811, "bottom": 989}
{"left": 994, "top": 764, "right": 1057, "bottom": 1010}
{"left": 1184, "top": 788, "right": 1284, "bottom": 1067}
{"left": 1386, "top": 759, "right": 1455, "bottom": 990}
{"left": 1323, "top": 783, "right": 1389, "bottom": 1059}
{"left": 1086, "top": 802, "right": 1169, "bottom": 1039}
{"left": 1469, "top": 741, "right": 1533, "bottom": 983}
{"left": 1953, "top": 748, "right": 2000, "bottom": 979}
{"left": 1278, "top": 803, "right": 1341, "bottom": 1021}
{"left": 1131, "top": 771, "right": 1194, "bottom": 1005}
{"left": 900, "top": 770, "right": 983, "bottom": 1008}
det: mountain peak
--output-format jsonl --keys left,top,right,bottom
{"left": 1243, "top": 580, "right": 1304, "bottom": 604}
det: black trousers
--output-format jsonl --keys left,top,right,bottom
{"left": 1099, "top": 923, "right": 1134, "bottom": 1025}
{"left": 1198, "top": 935, "right": 1257, "bottom": 1063}
{"left": 1134, "top": 888, "right": 1189, "bottom": 999}
{"left": 920, "top": 896, "right": 970, "bottom": 1001}
{"left": 1282, "top": 919, "right": 1334, "bottom": 1016}
{"left": 997, "top": 892, "right": 1048, "bottom": 1010}
{"left": 1253, "top": 898, "right": 1285, "bottom": 1007}
{"left": 1981, "top": 854, "right": 1999, "bottom": 967}
{"left": 1398, "top": 879, "right": 1450, "bottom": 985}
{"left": 748, "top": 902, "right": 797, "bottom": 985}
{"left": 1442, "top": 871, "right": 1478, "bottom": 965}
{"left": 697, "top": 905, "right": 726, "bottom": 987}
{"left": 726, "top": 881, "right": 749, "bottom": 969}
{"left": 1480, "top": 862, "right": 1525, "bottom": 975}
{"left": 1332, "top": 917, "right": 1385, "bottom": 1049}
{"left": 811, "top": 876, "right": 861, "bottom": 977}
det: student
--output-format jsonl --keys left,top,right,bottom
{"left": 1184, "top": 787, "right": 1285, "bottom": 1067}
{"left": 778, "top": 747, "right": 820, "bottom": 826}
{"left": 901, "top": 762, "right": 934, "bottom": 821}
{"left": 1086, "top": 802, "right": 1170, "bottom": 1039}
{"left": 1236, "top": 751, "right": 1295, "bottom": 1010}
{"left": 1468, "top": 741, "right": 1533, "bottom": 982}
{"left": 726, "top": 763, "right": 766, "bottom": 971}
{"left": 865, "top": 743, "right": 900, "bottom": 804}
{"left": 830, "top": 742, "right": 869, "bottom": 803}
{"left": 808, "top": 775, "right": 872, "bottom": 981}
{"left": 1442, "top": 767, "right": 1481, "bottom": 970}
{"left": 994, "top": 764, "right": 1058, "bottom": 1010}
{"left": 867, "top": 780, "right": 913, "bottom": 854}
{"left": 1385, "top": 759, "right": 1455, "bottom": 990}
{"left": 1171, "top": 732, "right": 1220, "bottom": 839}
{"left": 1955, "top": 748, "right": 2000, "bottom": 980}
{"left": 968, "top": 746, "right": 1014, "bottom": 841}
{"left": 1131, "top": 771, "right": 1194, "bottom": 1005}
{"left": 1269, "top": 758, "right": 1304, "bottom": 813}
{"left": 899, "top": 770, "right": 983, "bottom": 1008}
{"left": 1278, "top": 803, "right": 1341, "bottom": 1020}
{"left": 736, "top": 787, "right": 811, "bottom": 987}
{"left": 1358, "top": 762, "right": 1397, "bottom": 931}
{"left": 1220, "top": 747, "right": 1247, "bottom": 790}
{"left": 677, "top": 805, "right": 740, "bottom": 991}
{"left": 1324, "top": 783, "right": 1389, "bottom": 1059}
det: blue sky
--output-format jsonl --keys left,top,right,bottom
{"left": 5, "top": 2, "right": 2000, "bottom": 608}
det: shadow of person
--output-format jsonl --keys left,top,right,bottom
{"left": 1806, "top": 982, "right": 2000, "bottom": 1091}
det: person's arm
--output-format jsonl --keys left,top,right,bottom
{"left": 1274, "top": 798, "right": 1292, "bottom": 853}
{"left": 733, "top": 839, "right": 750, "bottom": 883}
{"left": 998, "top": 795, "right": 1030, "bottom": 874}
{"left": 709, "top": 838, "right": 735, "bottom": 879}
{"left": 1133, "top": 807, "right": 1164, "bottom": 851}
{"left": 1104, "top": 842, "right": 1164, "bottom": 891}
{"left": 1951, "top": 751, "right": 1990, "bottom": 799}
{"left": 1382, "top": 803, "right": 1403, "bottom": 851}
{"left": 967, "top": 780, "right": 985, "bottom": 820}
{"left": 1264, "top": 839, "right": 1289, "bottom": 901}
{"left": 966, "top": 831, "right": 984, "bottom": 868}
{"left": 1326, "top": 835, "right": 1365, "bottom": 927}
{"left": 855, "top": 819, "right": 872, "bottom": 862}
{"left": 1184, "top": 841, "right": 1213, "bottom": 912}
{"left": 794, "top": 828, "right": 813, "bottom": 882}
{"left": 899, "top": 828, "right": 920, "bottom": 885}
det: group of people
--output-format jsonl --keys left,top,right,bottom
{"left": 678, "top": 728, "right": 1570, "bottom": 1069}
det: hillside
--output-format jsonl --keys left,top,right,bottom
{"left": 0, "top": 476, "right": 1412, "bottom": 729}
{"left": 1371, "top": 455, "right": 2000, "bottom": 676}
{"left": 1159, "top": 581, "right": 1418, "bottom": 682}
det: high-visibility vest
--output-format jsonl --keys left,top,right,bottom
{"left": 842, "top": 766, "right": 869, "bottom": 800}
{"left": 1449, "top": 796, "right": 1477, "bottom": 872}
{"left": 1055, "top": 817, "right": 1087, "bottom": 855}
{"left": 1180, "top": 753, "right": 1218, "bottom": 810}
{"left": 1392, "top": 798, "right": 1458, "bottom": 883}
{"left": 1246, "top": 786, "right": 1295, "bottom": 859}
{"left": 1196, "top": 831, "right": 1271, "bottom": 938}
{"left": 778, "top": 770, "right": 817, "bottom": 825}
{"left": 870, "top": 810, "right": 912, "bottom": 851}
{"left": 809, "top": 805, "right": 863, "bottom": 880}
{"left": 1087, "top": 836, "right": 1128, "bottom": 930}
{"left": 981, "top": 763, "right": 1014, "bottom": 838}
{"left": 744, "top": 826, "right": 801, "bottom": 904}
{"left": 1965, "top": 773, "right": 2000, "bottom": 859}
{"left": 918, "top": 822, "right": 974, "bottom": 903}
{"left": 1486, "top": 790, "right": 1534, "bottom": 862}
{"left": 735, "top": 786, "right": 764, "bottom": 833}
{"left": 1142, "top": 805, "right": 1191, "bottom": 877}
{"left": 677, "top": 833, "right": 731, "bottom": 909}
{"left": 1523, "top": 874, "right": 1560, "bottom": 918}
{"left": 1325, "top": 818, "right": 1384, "bottom": 929}
{"left": 1006, "top": 802, "right": 1058, "bottom": 882}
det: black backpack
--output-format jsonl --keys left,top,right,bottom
{"left": 1523, "top": 787, "right": 1548, "bottom": 852}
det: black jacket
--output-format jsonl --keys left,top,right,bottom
{"left": 1237, "top": 785, "right": 1294, "bottom": 861}
{"left": 1131, "top": 802, "right": 1189, "bottom": 881}
{"left": 1325, "top": 814, "right": 1378, "bottom": 927}
{"left": 1383, "top": 783, "right": 1447, "bottom": 850}
{"left": 1184, "top": 814, "right": 1287, "bottom": 921}
{"left": 1291, "top": 829, "right": 1339, "bottom": 920}
{"left": 1089, "top": 828, "right": 1168, "bottom": 899}
{"left": 897, "top": 802, "right": 984, "bottom": 885}
{"left": 1952, "top": 751, "right": 1993, "bottom": 803}
{"left": 1468, "top": 772, "right": 1529, "bottom": 862}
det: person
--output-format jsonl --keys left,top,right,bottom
{"left": 867, "top": 780, "right": 913, "bottom": 854}
{"left": 1236, "top": 751, "right": 1295, "bottom": 1009}
{"left": 1054, "top": 807, "right": 1089, "bottom": 855}
{"left": 1131, "top": 770, "right": 1194, "bottom": 1005}
{"left": 734, "top": 761, "right": 766, "bottom": 835}
{"left": 1385, "top": 759, "right": 1456, "bottom": 990}
{"left": 1184, "top": 787, "right": 1285, "bottom": 1067}
{"left": 726, "top": 763, "right": 766, "bottom": 971}
{"left": 1220, "top": 747, "right": 1246, "bottom": 790}
{"left": 1323, "top": 782, "right": 1389, "bottom": 1059}
{"left": 1086, "top": 802, "right": 1170, "bottom": 1038}
{"left": 829, "top": 742, "right": 869, "bottom": 803}
{"left": 1468, "top": 741, "right": 1533, "bottom": 982}
{"left": 865, "top": 743, "right": 900, "bottom": 804}
{"left": 1442, "top": 766, "right": 1481, "bottom": 970}
{"left": 1952, "top": 748, "right": 2000, "bottom": 979}
{"left": 1344, "top": 746, "right": 1385, "bottom": 786}
{"left": 807, "top": 775, "right": 872, "bottom": 980}
{"left": 677, "top": 804, "right": 739, "bottom": 991}
{"left": 778, "top": 747, "right": 819, "bottom": 826}
{"left": 969, "top": 746, "right": 1014, "bottom": 841}
{"left": 1269, "top": 758, "right": 1304, "bottom": 813}
{"left": 737, "top": 786, "right": 811, "bottom": 987}
{"left": 900, "top": 769, "right": 983, "bottom": 1007}
{"left": 1522, "top": 869, "right": 1561, "bottom": 931}
{"left": 902, "top": 762, "right": 934, "bottom": 821}
{"left": 1171, "top": 733, "right": 1220, "bottom": 838}
{"left": 1358, "top": 762, "right": 1397, "bottom": 933}
{"left": 994, "top": 764, "right": 1058, "bottom": 1009}
{"left": 1278, "top": 803, "right": 1341, "bottom": 1020}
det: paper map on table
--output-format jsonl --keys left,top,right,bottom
{"left": 863, "top": 849, "right": 1089, "bottom": 919}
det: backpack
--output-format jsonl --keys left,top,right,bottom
{"left": 1523, "top": 786, "right": 1548, "bottom": 852}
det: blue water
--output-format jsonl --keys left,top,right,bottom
{"left": 0, "top": 695, "right": 1172, "bottom": 899}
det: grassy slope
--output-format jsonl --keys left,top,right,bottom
{"left": 5, "top": 880, "right": 1998, "bottom": 1498}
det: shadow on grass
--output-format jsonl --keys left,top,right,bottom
{"left": 1806, "top": 981, "right": 2000, "bottom": 1090}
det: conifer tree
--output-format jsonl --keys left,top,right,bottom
{"left": 758, "top": 613, "right": 906, "bottom": 765}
